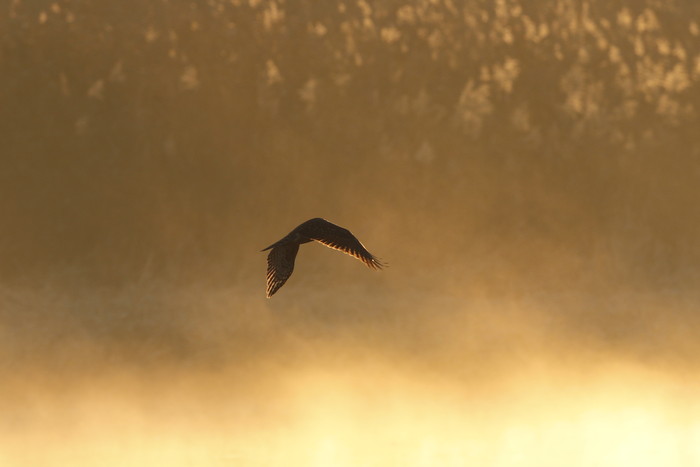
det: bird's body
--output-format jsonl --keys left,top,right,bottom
{"left": 262, "top": 218, "right": 384, "bottom": 297}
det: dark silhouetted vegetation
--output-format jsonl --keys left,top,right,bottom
{"left": 2, "top": 0, "right": 699, "bottom": 287}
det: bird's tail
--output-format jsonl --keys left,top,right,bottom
{"left": 261, "top": 232, "right": 296, "bottom": 252}
{"left": 261, "top": 238, "right": 285, "bottom": 252}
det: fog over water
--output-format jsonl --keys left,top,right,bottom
{"left": 2, "top": 0, "right": 700, "bottom": 465}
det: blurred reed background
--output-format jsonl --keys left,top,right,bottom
{"left": 1, "top": 0, "right": 700, "bottom": 465}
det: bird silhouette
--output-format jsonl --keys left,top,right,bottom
{"left": 262, "top": 218, "right": 384, "bottom": 297}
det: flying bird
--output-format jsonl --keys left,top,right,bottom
{"left": 262, "top": 218, "right": 384, "bottom": 297}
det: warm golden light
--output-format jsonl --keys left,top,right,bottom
{"left": 3, "top": 0, "right": 700, "bottom": 465}
{"left": 2, "top": 355, "right": 699, "bottom": 466}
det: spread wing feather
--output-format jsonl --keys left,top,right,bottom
{"left": 299, "top": 218, "right": 384, "bottom": 270}
{"left": 262, "top": 218, "right": 384, "bottom": 298}
{"left": 266, "top": 243, "right": 299, "bottom": 298}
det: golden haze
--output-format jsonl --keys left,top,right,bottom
{"left": 2, "top": 0, "right": 700, "bottom": 465}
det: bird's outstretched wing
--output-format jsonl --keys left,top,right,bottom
{"left": 266, "top": 243, "right": 300, "bottom": 298}
{"left": 297, "top": 218, "right": 385, "bottom": 270}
